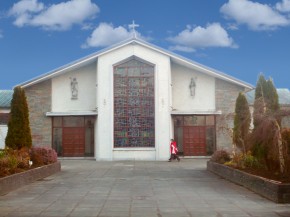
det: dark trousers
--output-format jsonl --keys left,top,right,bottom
{"left": 169, "top": 154, "right": 180, "bottom": 161}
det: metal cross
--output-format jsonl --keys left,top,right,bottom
{"left": 129, "top": 20, "right": 139, "bottom": 38}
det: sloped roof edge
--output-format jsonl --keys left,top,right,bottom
{"left": 19, "top": 36, "right": 254, "bottom": 89}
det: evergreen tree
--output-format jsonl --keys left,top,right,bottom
{"left": 253, "top": 74, "right": 267, "bottom": 129}
{"left": 233, "top": 92, "right": 251, "bottom": 153}
{"left": 264, "top": 78, "right": 279, "bottom": 114}
{"left": 5, "top": 86, "right": 32, "bottom": 149}
{"left": 251, "top": 74, "right": 285, "bottom": 173}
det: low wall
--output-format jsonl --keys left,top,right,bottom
{"left": 0, "top": 161, "right": 61, "bottom": 195}
{"left": 207, "top": 161, "right": 290, "bottom": 203}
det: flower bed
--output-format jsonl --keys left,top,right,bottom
{"left": 0, "top": 161, "right": 61, "bottom": 196}
{"left": 207, "top": 160, "right": 290, "bottom": 203}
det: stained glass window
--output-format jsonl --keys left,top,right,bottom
{"left": 114, "top": 58, "right": 155, "bottom": 147}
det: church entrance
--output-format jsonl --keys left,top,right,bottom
{"left": 52, "top": 116, "right": 95, "bottom": 157}
{"left": 183, "top": 126, "right": 206, "bottom": 156}
{"left": 173, "top": 115, "right": 216, "bottom": 156}
{"left": 62, "top": 127, "right": 85, "bottom": 157}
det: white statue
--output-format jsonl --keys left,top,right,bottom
{"left": 189, "top": 78, "right": 196, "bottom": 97}
{"left": 70, "top": 77, "right": 78, "bottom": 99}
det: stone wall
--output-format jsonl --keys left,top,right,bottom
{"left": 24, "top": 80, "right": 52, "bottom": 147}
{"left": 207, "top": 161, "right": 290, "bottom": 203}
{"left": 215, "top": 78, "right": 245, "bottom": 151}
{"left": 0, "top": 162, "right": 61, "bottom": 196}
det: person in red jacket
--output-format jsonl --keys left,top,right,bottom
{"left": 168, "top": 139, "right": 180, "bottom": 162}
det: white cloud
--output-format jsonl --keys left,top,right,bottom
{"left": 168, "top": 45, "right": 195, "bottom": 53}
{"left": 220, "top": 0, "right": 290, "bottom": 31}
{"left": 167, "top": 23, "right": 236, "bottom": 52}
{"left": 9, "top": 0, "right": 99, "bottom": 31}
{"left": 276, "top": 0, "right": 290, "bottom": 12}
{"left": 82, "top": 22, "right": 146, "bottom": 48}
{"left": 9, "top": 0, "right": 44, "bottom": 15}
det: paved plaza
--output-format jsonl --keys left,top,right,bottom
{"left": 0, "top": 159, "right": 290, "bottom": 217}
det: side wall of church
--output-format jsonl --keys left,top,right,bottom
{"left": 25, "top": 80, "right": 52, "bottom": 147}
{"left": 215, "top": 78, "right": 245, "bottom": 151}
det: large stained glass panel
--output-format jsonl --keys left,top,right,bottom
{"left": 114, "top": 58, "right": 155, "bottom": 147}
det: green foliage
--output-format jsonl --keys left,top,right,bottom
{"left": 265, "top": 79, "right": 279, "bottom": 113}
{"left": 225, "top": 152, "right": 262, "bottom": 169}
{"left": 0, "top": 147, "right": 57, "bottom": 178}
{"left": 7, "top": 155, "right": 18, "bottom": 170}
{"left": 0, "top": 148, "right": 31, "bottom": 177}
{"left": 243, "top": 152, "right": 261, "bottom": 169}
{"left": 5, "top": 86, "right": 32, "bottom": 149}
{"left": 252, "top": 143, "right": 267, "bottom": 162}
{"left": 211, "top": 149, "right": 231, "bottom": 164}
{"left": 253, "top": 74, "right": 267, "bottom": 128}
{"left": 251, "top": 74, "right": 282, "bottom": 173}
{"left": 233, "top": 92, "right": 251, "bottom": 153}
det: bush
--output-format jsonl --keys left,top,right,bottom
{"left": 242, "top": 152, "right": 261, "bottom": 169}
{"left": 211, "top": 149, "right": 231, "bottom": 164}
{"left": 0, "top": 148, "right": 30, "bottom": 177}
{"left": 30, "top": 147, "right": 57, "bottom": 166}
{"left": 225, "top": 151, "right": 263, "bottom": 170}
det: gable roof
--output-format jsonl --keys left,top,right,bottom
{"left": 19, "top": 36, "right": 254, "bottom": 89}
{"left": 0, "top": 90, "right": 13, "bottom": 108}
{"left": 245, "top": 88, "right": 290, "bottom": 106}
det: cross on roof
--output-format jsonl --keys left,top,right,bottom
{"left": 129, "top": 20, "right": 139, "bottom": 38}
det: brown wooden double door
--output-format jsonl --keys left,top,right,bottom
{"left": 63, "top": 127, "right": 85, "bottom": 157}
{"left": 183, "top": 126, "right": 206, "bottom": 156}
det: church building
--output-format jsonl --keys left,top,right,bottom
{"left": 19, "top": 36, "right": 253, "bottom": 161}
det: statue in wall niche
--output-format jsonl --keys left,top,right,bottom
{"left": 70, "top": 77, "right": 78, "bottom": 99}
{"left": 189, "top": 77, "right": 196, "bottom": 97}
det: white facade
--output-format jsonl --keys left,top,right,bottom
{"left": 51, "top": 63, "right": 97, "bottom": 112}
{"left": 20, "top": 37, "right": 253, "bottom": 161}
{"left": 171, "top": 62, "right": 215, "bottom": 112}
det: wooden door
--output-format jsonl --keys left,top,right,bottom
{"left": 63, "top": 128, "right": 85, "bottom": 157}
{"left": 183, "top": 126, "right": 206, "bottom": 156}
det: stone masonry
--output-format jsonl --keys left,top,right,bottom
{"left": 215, "top": 78, "right": 246, "bottom": 150}
{"left": 24, "top": 80, "right": 52, "bottom": 147}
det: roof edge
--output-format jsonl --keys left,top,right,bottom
{"left": 19, "top": 36, "right": 254, "bottom": 89}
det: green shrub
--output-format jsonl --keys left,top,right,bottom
{"left": 5, "top": 86, "right": 32, "bottom": 149}
{"left": 242, "top": 152, "right": 261, "bottom": 169}
{"left": 7, "top": 155, "right": 18, "bottom": 170}
{"left": 226, "top": 151, "right": 262, "bottom": 170}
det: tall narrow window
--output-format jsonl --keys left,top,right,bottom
{"left": 114, "top": 58, "right": 155, "bottom": 147}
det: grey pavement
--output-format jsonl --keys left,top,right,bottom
{"left": 0, "top": 159, "right": 290, "bottom": 217}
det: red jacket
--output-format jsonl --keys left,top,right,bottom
{"left": 170, "top": 141, "right": 178, "bottom": 154}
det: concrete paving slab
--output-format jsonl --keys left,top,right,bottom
{"left": 0, "top": 159, "right": 290, "bottom": 217}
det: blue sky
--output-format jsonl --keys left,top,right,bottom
{"left": 1, "top": 0, "right": 290, "bottom": 90}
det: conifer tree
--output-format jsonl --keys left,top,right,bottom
{"left": 233, "top": 92, "right": 251, "bottom": 153}
{"left": 5, "top": 86, "right": 32, "bottom": 149}
{"left": 251, "top": 75, "right": 285, "bottom": 173}
{"left": 253, "top": 74, "right": 267, "bottom": 129}
{"left": 264, "top": 78, "right": 279, "bottom": 114}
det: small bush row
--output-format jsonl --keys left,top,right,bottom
{"left": 210, "top": 149, "right": 262, "bottom": 170}
{"left": 0, "top": 147, "right": 57, "bottom": 178}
